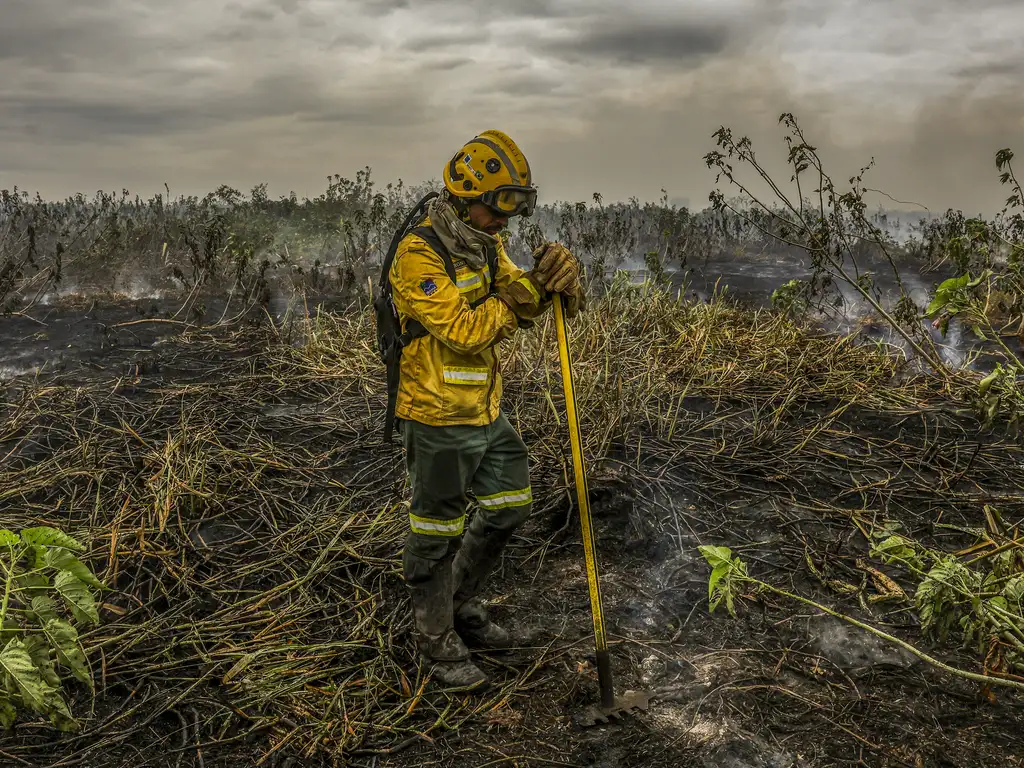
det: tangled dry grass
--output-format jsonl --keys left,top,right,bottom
{"left": 2, "top": 280, "right": 1023, "bottom": 767}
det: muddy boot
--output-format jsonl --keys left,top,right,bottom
{"left": 452, "top": 530, "right": 515, "bottom": 650}
{"left": 409, "top": 557, "right": 488, "bottom": 690}
{"left": 455, "top": 596, "right": 513, "bottom": 650}
{"left": 418, "top": 628, "right": 488, "bottom": 689}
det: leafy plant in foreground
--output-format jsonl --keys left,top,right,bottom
{"left": 0, "top": 526, "right": 104, "bottom": 731}
{"left": 699, "top": 545, "right": 1024, "bottom": 693}
{"left": 869, "top": 516, "right": 1024, "bottom": 683}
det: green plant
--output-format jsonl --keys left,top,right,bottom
{"left": 0, "top": 526, "right": 104, "bottom": 731}
{"left": 554, "top": 194, "right": 639, "bottom": 287}
{"left": 915, "top": 151, "right": 1024, "bottom": 431}
{"left": 699, "top": 544, "right": 1024, "bottom": 692}
{"left": 869, "top": 517, "right": 1024, "bottom": 680}
{"left": 703, "top": 545, "right": 750, "bottom": 615}
{"left": 770, "top": 278, "right": 811, "bottom": 319}
{"left": 704, "top": 113, "right": 946, "bottom": 371}
{"left": 923, "top": 270, "right": 1024, "bottom": 427}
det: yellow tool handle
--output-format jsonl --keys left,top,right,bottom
{"left": 553, "top": 293, "right": 614, "bottom": 708}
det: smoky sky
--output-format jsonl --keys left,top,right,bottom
{"left": 1, "top": 0, "right": 1022, "bottom": 214}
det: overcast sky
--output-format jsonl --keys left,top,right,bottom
{"left": 2, "top": 0, "right": 1023, "bottom": 213}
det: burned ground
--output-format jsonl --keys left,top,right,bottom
{"left": 1, "top": 288, "right": 1023, "bottom": 768}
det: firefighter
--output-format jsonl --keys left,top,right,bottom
{"left": 386, "top": 130, "right": 585, "bottom": 688}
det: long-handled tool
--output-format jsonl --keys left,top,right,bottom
{"left": 552, "top": 293, "right": 653, "bottom": 727}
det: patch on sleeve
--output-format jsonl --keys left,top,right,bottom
{"left": 419, "top": 278, "right": 438, "bottom": 296}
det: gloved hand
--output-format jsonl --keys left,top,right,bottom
{"left": 559, "top": 280, "right": 586, "bottom": 319}
{"left": 532, "top": 242, "right": 580, "bottom": 293}
{"left": 498, "top": 271, "right": 547, "bottom": 319}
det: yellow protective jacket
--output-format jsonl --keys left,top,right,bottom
{"left": 390, "top": 217, "right": 550, "bottom": 426}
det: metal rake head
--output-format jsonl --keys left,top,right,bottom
{"left": 576, "top": 690, "right": 653, "bottom": 727}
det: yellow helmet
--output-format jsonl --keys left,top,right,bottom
{"left": 443, "top": 130, "right": 537, "bottom": 217}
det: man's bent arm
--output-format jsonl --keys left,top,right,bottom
{"left": 392, "top": 243, "right": 518, "bottom": 356}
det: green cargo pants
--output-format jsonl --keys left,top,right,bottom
{"left": 399, "top": 412, "right": 532, "bottom": 624}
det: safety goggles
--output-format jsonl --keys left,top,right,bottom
{"left": 478, "top": 185, "right": 537, "bottom": 218}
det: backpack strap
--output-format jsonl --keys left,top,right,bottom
{"left": 378, "top": 192, "right": 438, "bottom": 297}
{"left": 377, "top": 193, "right": 436, "bottom": 444}
{"left": 408, "top": 225, "right": 458, "bottom": 283}
{"left": 409, "top": 225, "right": 500, "bottom": 306}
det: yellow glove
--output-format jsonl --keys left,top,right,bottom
{"left": 532, "top": 242, "right": 580, "bottom": 293}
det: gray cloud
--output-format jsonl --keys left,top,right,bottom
{"left": 237, "top": 5, "right": 276, "bottom": 23}
{"left": 546, "top": 19, "right": 734, "bottom": 65}
{"left": 0, "top": 96, "right": 195, "bottom": 139}
{"left": 359, "top": 0, "right": 567, "bottom": 19}
{"left": 403, "top": 32, "right": 477, "bottom": 53}
{"left": 0, "top": 2, "right": 133, "bottom": 73}
{"left": 0, "top": 0, "right": 1022, "bottom": 217}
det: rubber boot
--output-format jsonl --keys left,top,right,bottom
{"left": 452, "top": 530, "right": 515, "bottom": 650}
{"left": 408, "top": 555, "right": 488, "bottom": 690}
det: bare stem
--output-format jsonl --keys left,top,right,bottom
{"left": 749, "top": 577, "right": 1024, "bottom": 692}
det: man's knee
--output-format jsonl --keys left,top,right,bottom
{"left": 403, "top": 532, "right": 461, "bottom": 583}
{"left": 473, "top": 487, "right": 533, "bottom": 535}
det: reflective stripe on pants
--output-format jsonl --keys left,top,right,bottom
{"left": 399, "top": 412, "right": 532, "bottom": 583}
{"left": 476, "top": 487, "right": 532, "bottom": 511}
{"left": 409, "top": 513, "right": 465, "bottom": 537}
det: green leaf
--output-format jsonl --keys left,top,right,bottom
{"left": 54, "top": 572, "right": 99, "bottom": 625}
{"left": 1003, "top": 576, "right": 1024, "bottom": 602}
{"left": 1, "top": 615, "right": 20, "bottom": 642}
{"left": 0, "top": 638, "right": 52, "bottom": 713}
{"left": 49, "top": 700, "right": 78, "bottom": 732}
{"left": 967, "top": 270, "right": 992, "bottom": 288}
{"left": 870, "top": 534, "right": 924, "bottom": 570}
{"left": 0, "top": 530, "right": 20, "bottom": 548}
{"left": 45, "top": 549, "right": 104, "bottom": 590}
{"left": 28, "top": 544, "right": 48, "bottom": 569}
{"left": 698, "top": 545, "right": 733, "bottom": 568}
{"left": 923, "top": 295, "right": 949, "bottom": 319}
{"left": 30, "top": 596, "right": 59, "bottom": 625}
{"left": 20, "top": 527, "right": 84, "bottom": 552}
{"left": 709, "top": 590, "right": 723, "bottom": 614}
{"left": 13, "top": 571, "right": 50, "bottom": 602}
{"left": 979, "top": 368, "right": 1002, "bottom": 395}
{"left": 23, "top": 634, "right": 60, "bottom": 688}
{"left": 42, "top": 619, "right": 91, "bottom": 688}
{"left": 708, "top": 562, "right": 731, "bottom": 600}
{"left": 0, "top": 694, "right": 15, "bottom": 729}
{"left": 924, "top": 274, "right": 972, "bottom": 317}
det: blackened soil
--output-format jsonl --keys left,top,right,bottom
{"left": 1, "top": 290, "right": 348, "bottom": 383}
{"left": 2, "top": 299, "right": 1024, "bottom": 768}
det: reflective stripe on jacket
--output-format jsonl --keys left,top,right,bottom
{"left": 390, "top": 217, "right": 547, "bottom": 426}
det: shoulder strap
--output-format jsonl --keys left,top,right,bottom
{"left": 391, "top": 224, "right": 472, "bottom": 349}
{"left": 408, "top": 225, "right": 457, "bottom": 283}
{"left": 412, "top": 225, "right": 502, "bottom": 301}
{"left": 377, "top": 192, "right": 439, "bottom": 445}
{"left": 486, "top": 244, "right": 498, "bottom": 291}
